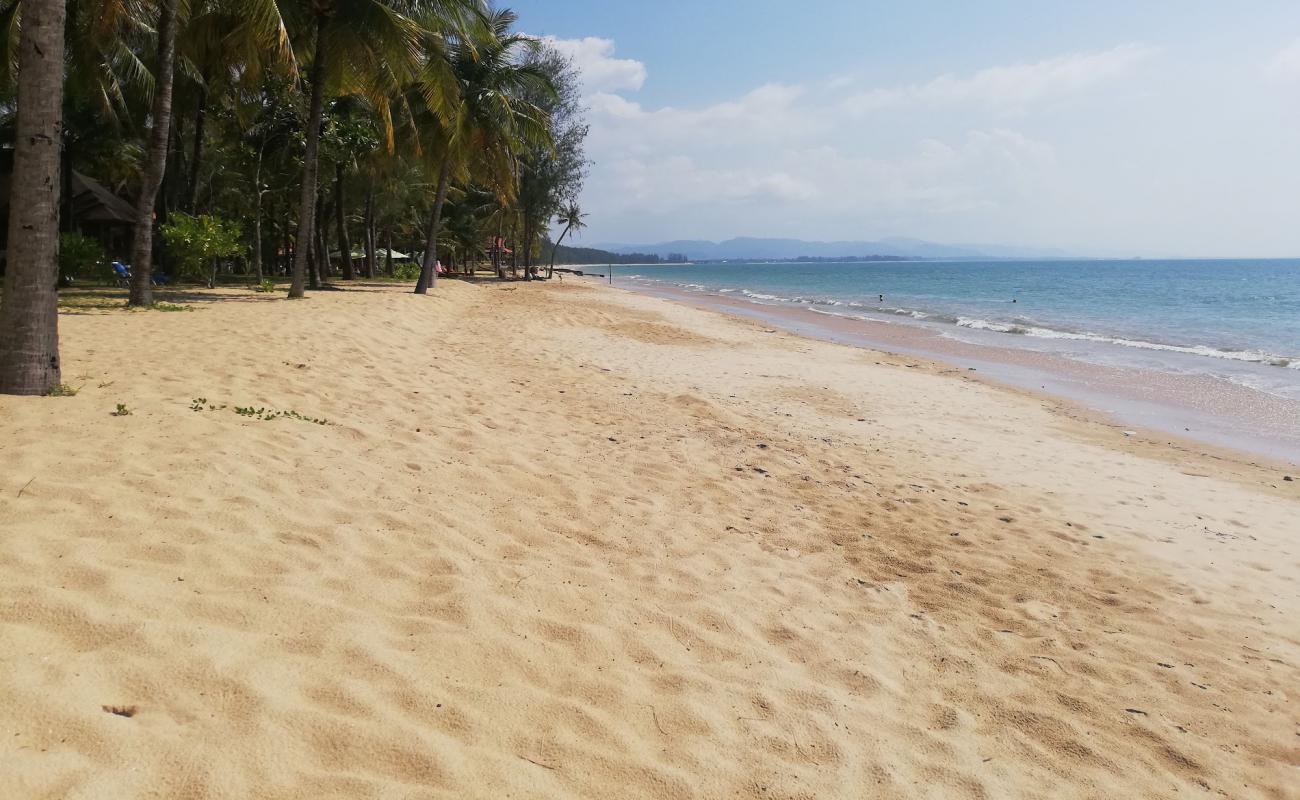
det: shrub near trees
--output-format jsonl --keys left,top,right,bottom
{"left": 160, "top": 214, "right": 244, "bottom": 288}
{"left": 0, "top": 0, "right": 589, "bottom": 395}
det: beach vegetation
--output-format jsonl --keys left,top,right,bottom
{"left": 160, "top": 214, "right": 244, "bottom": 288}
{"left": 0, "top": 0, "right": 588, "bottom": 396}
{"left": 59, "top": 234, "right": 109, "bottom": 286}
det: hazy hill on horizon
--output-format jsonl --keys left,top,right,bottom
{"left": 588, "top": 236, "right": 1076, "bottom": 261}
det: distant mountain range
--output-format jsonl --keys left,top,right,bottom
{"left": 588, "top": 237, "right": 1075, "bottom": 261}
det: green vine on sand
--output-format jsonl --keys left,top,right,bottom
{"left": 190, "top": 398, "right": 328, "bottom": 425}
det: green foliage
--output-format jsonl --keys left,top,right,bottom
{"left": 111, "top": 403, "right": 131, "bottom": 416}
{"left": 159, "top": 214, "right": 244, "bottom": 283}
{"left": 254, "top": 278, "right": 277, "bottom": 293}
{"left": 393, "top": 260, "right": 421, "bottom": 280}
{"left": 58, "top": 233, "right": 107, "bottom": 284}
{"left": 191, "top": 398, "right": 326, "bottom": 424}
{"left": 150, "top": 302, "right": 192, "bottom": 312}
{"left": 233, "top": 406, "right": 328, "bottom": 425}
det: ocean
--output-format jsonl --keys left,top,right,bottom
{"left": 608, "top": 259, "right": 1300, "bottom": 461}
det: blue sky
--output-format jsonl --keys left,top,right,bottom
{"left": 513, "top": 1, "right": 1300, "bottom": 256}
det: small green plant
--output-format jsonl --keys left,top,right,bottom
{"left": 151, "top": 301, "right": 192, "bottom": 312}
{"left": 253, "top": 278, "right": 277, "bottom": 293}
{"left": 190, "top": 397, "right": 226, "bottom": 412}
{"left": 111, "top": 403, "right": 131, "bottom": 416}
{"left": 46, "top": 383, "right": 80, "bottom": 397}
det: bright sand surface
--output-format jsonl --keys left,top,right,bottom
{"left": 2, "top": 281, "right": 1297, "bottom": 799}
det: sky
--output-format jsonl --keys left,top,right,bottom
{"left": 511, "top": 1, "right": 1300, "bottom": 257}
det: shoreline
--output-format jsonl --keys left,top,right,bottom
{"left": 598, "top": 278, "right": 1300, "bottom": 466}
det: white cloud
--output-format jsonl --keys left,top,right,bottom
{"left": 543, "top": 36, "right": 647, "bottom": 93}
{"left": 589, "top": 129, "right": 1056, "bottom": 227}
{"left": 563, "top": 36, "right": 1300, "bottom": 254}
{"left": 586, "top": 83, "right": 824, "bottom": 151}
{"left": 1264, "top": 38, "right": 1300, "bottom": 82}
{"left": 840, "top": 44, "right": 1155, "bottom": 115}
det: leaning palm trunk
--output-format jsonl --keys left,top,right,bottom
{"left": 288, "top": 20, "right": 327, "bottom": 298}
{"left": 414, "top": 157, "right": 451, "bottom": 294}
{"left": 128, "top": 0, "right": 180, "bottom": 307}
{"left": 548, "top": 222, "right": 573, "bottom": 280}
{"left": 0, "top": 0, "right": 67, "bottom": 395}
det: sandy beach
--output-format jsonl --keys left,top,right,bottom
{"left": 2, "top": 280, "right": 1297, "bottom": 799}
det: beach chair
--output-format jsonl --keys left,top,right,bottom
{"left": 111, "top": 261, "right": 130, "bottom": 288}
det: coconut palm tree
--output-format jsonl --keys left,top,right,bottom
{"left": 177, "top": 0, "right": 296, "bottom": 214}
{"left": 128, "top": 0, "right": 297, "bottom": 304}
{"left": 124, "top": 0, "right": 179, "bottom": 306}
{"left": 413, "top": 7, "right": 552, "bottom": 294}
{"left": 287, "top": 0, "right": 476, "bottom": 299}
{"left": 0, "top": 0, "right": 67, "bottom": 394}
{"left": 546, "top": 200, "right": 584, "bottom": 279}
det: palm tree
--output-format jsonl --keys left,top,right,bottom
{"left": 126, "top": 0, "right": 180, "bottom": 306}
{"left": 413, "top": 7, "right": 552, "bottom": 294}
{"left": 546, "top": 200, "right": 585, "bottom": 280}
{"left": 127, "top": 0, "right": 297, "bottom": 304}
{"left": 0, "top": 0, "right": 67, "bottom": 394}
{"left": 287, "top": 0, "right": 473, "bottom": 299}
{"left": 177, "top": 0, "right": 296, "bottom": 213}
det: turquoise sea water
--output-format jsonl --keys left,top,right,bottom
{"left": 616, "top": 259, "right": 1300, "bottom": 401}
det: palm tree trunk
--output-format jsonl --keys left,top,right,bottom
{"left": 548, "top": 223, "right": 572, "bottom": 280}
{"left": 363, "top": 186, "right": 376, "bottom": 279}
{"left": 414, "top": 157, "right": 451, "bottom": 294}
{"left": 128, "top": 0, "right": 180, "bottom": 307}
{"left": 335, "top": 162, "right": 352, "bottom": 280}
{"left": 384, "top": 226, "right": 393, "bottom": 276}
{"left": 282, "top": 216, "right": 293, "bottom": 277}
{"left": 492, "top": 225, "right": 502, "bottom": 279}
{"left": 0, "top": 0, "right": 66, "bottom": 395}
{"left": 288, "top": 18, "right": 327, "bottom": 298}
{"left": 522, "top": 218, "right": 534, "bottom": 278}
{"left": 508, "top": 221, "right": 518, "bottom": 278}
{"left": 316, "top": 195, "right": 330, "bottom": 287}
{"left": 185, "top": 80, "right": 208, "bottom": 213}
{"left": 308, "top": 194, "right": 322, "bottom": 289}
{"left": 251, "top": 141, "right": 265, "bottom": 282}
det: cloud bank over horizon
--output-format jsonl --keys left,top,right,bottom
{"left": 540, "top": 27, "right": 1300, "bottom": 257}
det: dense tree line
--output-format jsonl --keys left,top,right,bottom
{"left": 0, "top": 0, "right": 588, "bottom": 394}
{"left": 541, "top": 241, "right": 689, "bottom": 266}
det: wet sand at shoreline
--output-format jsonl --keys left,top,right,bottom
{"left": 613, "top": 280, "right": 1300, "bottom": 465}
